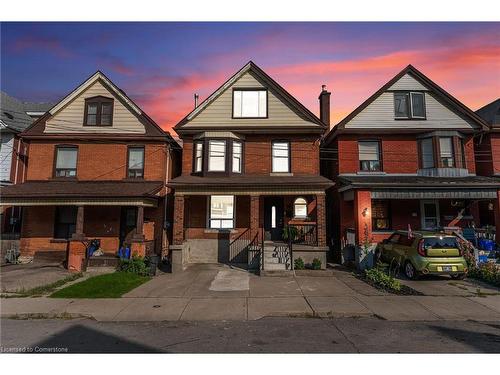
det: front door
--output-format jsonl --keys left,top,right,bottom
{"left": 264, "top": 197, "right": 284, "bottom": 241}
{"left": 421, "top": 200, "right": 440, "bottom": 230}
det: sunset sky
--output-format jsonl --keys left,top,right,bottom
{"left": 1, "top": 22, "right": 499, "bottom": 134}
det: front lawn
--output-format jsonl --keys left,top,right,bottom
{"left": 50, "top": 272, "right": 150, "bottom": 298}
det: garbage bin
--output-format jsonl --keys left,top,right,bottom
{"left": 147, "top": 255, "right": 160, "bottom": 276}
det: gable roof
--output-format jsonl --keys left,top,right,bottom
{"left": 0, "top": 91, "right": 53, "bottom": 133}
{"left": 174, "top": 61, "right": 325, "bottom": 132}
{"left": 323, "top": 64, "right": 490, "bottom": 144}
{"left": 21, "top": 71, "right": 178, "bottom": 146}
{"left": 476, "top": 98, "right": 500, "bottom": 127}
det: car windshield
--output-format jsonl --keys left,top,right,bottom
{"left": 423, "top": 237, "right": 459, "bottom": 249}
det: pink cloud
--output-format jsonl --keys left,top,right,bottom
{"left": 10, "top": 35, "right": 73, "bottom": 58}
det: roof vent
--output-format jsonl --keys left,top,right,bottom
{"left": 194, "top": 94, "right": 199, "bottom": 108}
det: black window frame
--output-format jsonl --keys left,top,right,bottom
{"left": 232, "top": 88, "right": 268, "bottom": 119}
{"left": 393, "top": 91, "right": 426, "bottom": 120}
{"left": 54, "top": 145, "right": 78, "bottom": 178}
{"left": 419, "top": 137, "right": 435, "bottom": 169}
{"left": 207, "top": 139, "right": 227, "bottom": 172}
{"left": 358, "top": 140, "right": 382, "bottom": 172}
{"left": 53, "top": 206, "right": 77, "bottom": 239}
{"left": 83, "top": 96, "right": 114, "bottom": 126}
{"left": 271, "top": 140, "right": 291, "bottom": 173}
{"left": 232, "top": 140, "right": 243, "bottom": 174}
{"left": 127, "top": 146, "right": 145, "bottom": 179}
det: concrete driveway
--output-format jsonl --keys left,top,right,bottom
{"left": 1, "top": 262, "right": 71, "bottom": 293}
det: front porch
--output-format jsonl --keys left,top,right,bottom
{"left": 170, "top": 193, "right": 328, "bottom": 272}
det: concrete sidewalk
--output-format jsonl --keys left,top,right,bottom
{"left": 1, "top": 264, "right": 500, "bottom": 322}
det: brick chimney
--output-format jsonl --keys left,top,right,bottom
{"left": 319, "top": 84, "right": 331, "bottom": 126}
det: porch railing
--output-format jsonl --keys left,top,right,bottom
{"left": 290, "top": 224, "right": 318, "bottom": 246}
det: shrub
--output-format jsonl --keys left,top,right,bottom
{"left": 468, "top": 262, "right": 500, "bottom": 287}
{"left": 312, "top": 258, "right": 322, "bottom": 270}
{"left": 294, "top": 257, "right": 305, "bottom": 270}
{"left": 365, "top": 267, "right": 401, "bottom": 292}
{"left": 118, "top": 256, "right": 150, "bottom": 276}
{"left": 282, "top": 225, "right": 299, "bottom": 242}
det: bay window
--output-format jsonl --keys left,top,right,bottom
{"left": 420, "top": 138, "right": 435, "bottom": 168}
{"left": 439, "top": 137, "right": 455, "bottom": 167}
{"left": 272, "top": 141, "right": 290, "bottom": 173}
{"left": 208, "top": 140, "right": 226, "bottom": 172}
{"left": 233, "top": 89, "right": 267, "bottom": 118}
{"left": 209, "top": 195, "right": 234, "bottom": 229}
{"left": 194, "top": 142, "right": 203, "bottom": 173}
{"left": 232, "top": 141, "right": 242, "bottom": 173}
{"left": 55, "top": 146, "right": 78, "bottom": 177}
{"left": 358, "top": 141, "right": 381, "bottom": 172}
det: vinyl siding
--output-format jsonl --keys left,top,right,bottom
{"left": 0, "top": 133, "right": 14, "bottom": 182}
{"left": 45, "top": 80, "right": 146, "bottom": 134}
{"left": 345, "top": 92, "right": 476, "bottom": 130}
{"left": 388, "top": 73, "right": 429, "bottom": 91}
{"left": 185, "top": 71, "right": 319, "bottom": 129}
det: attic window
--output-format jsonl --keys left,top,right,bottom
{"left": 394, "top": 92, "right": 426, "bottom": 119}
{"left": 84, "top": 96, "right": 114, "bottom": 126}
{"left": 233, "top": 89, "right": 267, "bottom": 118}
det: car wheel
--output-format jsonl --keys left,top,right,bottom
{"left": 450, "top": 273, "right": 466, "bottom": 280}
{"left": 404, "top": 261, "right": 418, "bottom": 280}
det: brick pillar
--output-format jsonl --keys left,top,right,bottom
{"left": 67, "top": 240, "right": 86, "bottom": 273}
{"left": 354, "top": 190, "right": 372, "bottom": 245}
{"left": 71, "top": 206, "right": 85, "bottom": 240}
{"left": 316, "top": 193, "right": 327, "bottom": 247}
{"left": 250, "top": 195, "right": 260, "bottom": 239}
{"left": 495, "top": 190, "right": 500, "bottom": 244}
{"left": 173, "top": 194, "right": 185, "bottom": 245}
{"left": 134, "top": 205, "right": 145, "bottom": 240}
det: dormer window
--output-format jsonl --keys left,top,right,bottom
{"left": 84, "top": 96, "right": 114, "bottom": 126}
{"left": 394, "top": 92, "right": 426, "bottom": 119}
{"left": 233, "top": 89, "right": 267, "bottom": 118}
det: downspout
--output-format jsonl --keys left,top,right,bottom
{"left": 162, "top": 143, "right": 171, "bottom": 260}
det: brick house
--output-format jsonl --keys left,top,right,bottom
{"left": 475, "top": 99, "right": 500, "bottom": 227}
{"left": 0, "top": 71, "right": 180, "bottom": 271}
{"left": 169, "top": 61, "right": 332, "bottom": 272}
{"left": 321, "top": 65, "right": 500, "bottom": 261}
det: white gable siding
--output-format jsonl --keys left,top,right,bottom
{"left": 45, "top": 80, "right": 145, "bottom": 134}
{"left": 388, "top": 74, "right": 429, "bottom": 91}
{"left": 345, "top": 92, "right": 476, "bottom": 130}
{"left": 0, "top": 133, "right": 14, "bottom": 183}
{"left": 186, "top": 71, "right": 317, "bottom": 129}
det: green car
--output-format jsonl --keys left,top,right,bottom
{"left": 376, "top": 231, "right": 468, "bottom": 280}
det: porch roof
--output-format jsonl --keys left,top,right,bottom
{"left": 338, "top": 175, "right": 500, "bottom": 199}
{"left": 0, "top": 180, "right": 163, "bottom": 206}
{"left": 168, "top": 175, "right": 333, "bottom": 195}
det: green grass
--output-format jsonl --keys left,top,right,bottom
{"left": 50, "top": 272, "right": 151, "bottom": 298}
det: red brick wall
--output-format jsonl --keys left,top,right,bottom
{"left": 26, "top": 141, "right": 167, "bottom": 181}
{"left": 180, "top": 135, "right": 320, "bottom": 176}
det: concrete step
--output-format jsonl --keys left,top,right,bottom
{"left": 263, "top": 263, "right": 289, "bottom": 271}
{"left": 87, "top": 256, "right": 120, "bottom": 268}
{"left": 260, "top": 270, "right": 294, "bottom": 277}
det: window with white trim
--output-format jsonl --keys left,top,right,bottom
{"left": 208, "top": 140, "right": 226, "bottom": 172}
{"left": 439, "top": 137, "right": 455, "bottom": 167}
{"left": 209, "top": 195, "right": 234, "bottom": 229}
{"left": 394, "top": 92, "right": 426, "bottom": 119}
{"left": 233, "top": 90, "right": 267, "bottom": 118}
{"left": 272, "top": 141, "right": 290, "bottom": 173}
{"left": 358, "top": 141, "right": 381, "bottom": 171}
{"left": 55, "top": 146, "right": 78, "bottom": 177}
{"left": 232, "top": 141, "right": 242, "bottom": 173}
{"left": 294, "top": 198, "right": 307, "bottom": 218}
{"left": 194, "top": 142, "right": 203, "bottom": 173}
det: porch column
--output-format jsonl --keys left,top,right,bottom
{"left": 495, "top": 190, "right": 500, "bottom": 244}
{"left": 250, "top": 195, "right": 260, "bottom": 239}
{"left": 316, "top": 193, "right": 327, "bottom": 247}
{"left": 354, "top": 190, "right": 372, "bottom": 245}
{"left": 71, "top": 205, "right": 85, "bottom": 240}
{"left": 68, "top": 205, "right": 86, "bottom": 272}
{"left": 173, "top": 194, "right": 185, "bottom": 245}
{"left": 134, "top": 205, "right": 145, "bottom": 240}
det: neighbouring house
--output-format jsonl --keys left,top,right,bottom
{"left": 0, "top": 72, "right": 180, "bottom": 270}
{"left": 321, "top": 65, "right": 500, "bottom": 263}
{"left": 169, "top": 61, "right": 332, "bottom": 272}
{"left": 475, "top": 99, "right": 500, "bottom": 227}
{"left": 0, "top": 91, "right": 54, "bottom": 234}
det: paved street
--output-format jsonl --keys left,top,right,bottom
{"left": 1, "top": 317, "right": 500, "bottom": 353}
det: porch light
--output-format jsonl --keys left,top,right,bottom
{"left": 362, "top": 208, "right": 369, "bottom": 217}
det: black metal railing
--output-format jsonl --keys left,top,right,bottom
{"left": 289, "top": 224, "right": 318, "bottom": 246}
{"left": 229, "top": 228, "right": 252, "bottom": 264}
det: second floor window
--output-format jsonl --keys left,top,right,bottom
{"left": 84, "top": 97, "right": 114, "bottom": 126}
{"left": 358, "top": 141, "right": 381, "bottom": 171}
{"left": 439, "top": 137, "right": 455, "bottom": 167}
{"left": 208, "top": 140, "right": 226, "bottom": 172}
{"left": 272, "top": 141, "right": 290, "bottom": 173}
{"left": 55, "top": 146, "right": 78, "bottom": 177}
{"left": 394, "top": 92, "right": 425, "bottom": 119}
{"left": 232, "top": 141, "right": 242, "bottom": 173}
{"left": 420, "top": 137, "right": 435, "bottom": 168}
{"left": 128, "top": 147, "right": 144, "bottom": 178}
{"left": 233, "top": 89, "right": 267, "bottom": 118}
{"left": 194, "top": 142, "right": 203, "bottom": 173}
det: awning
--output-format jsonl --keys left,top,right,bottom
{"left": 0, "top": 180, "right": 164, "bottom": 207}
{"left": 371, "top": 189, "right": 497, "bottom": 200}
